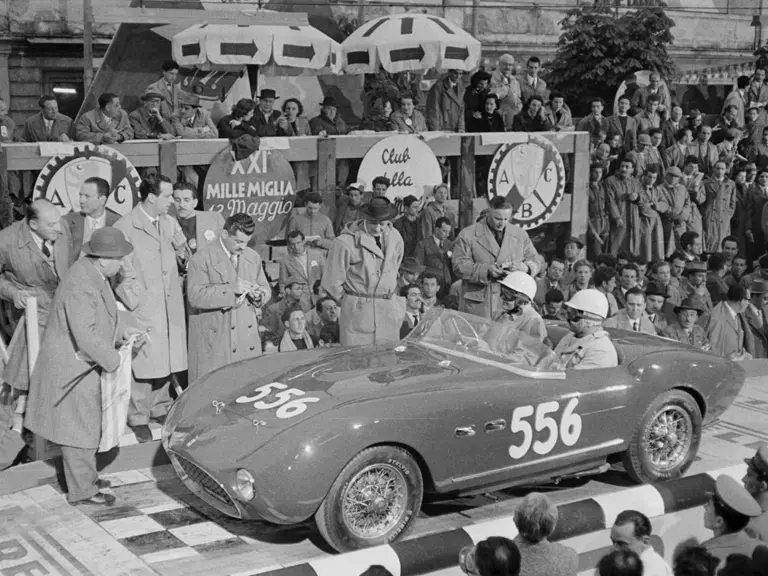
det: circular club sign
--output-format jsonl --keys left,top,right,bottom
{"left": 487, "top": 134, "right": 566, "bottom": 230}
{"left": 33, "top": 144, "right": 141, "bottom": 217}
{"left": 358, "top": 134, "right": 442, "bottom": 201}
{"left": 203, "top": 147, "right": 296, "bottom": 246}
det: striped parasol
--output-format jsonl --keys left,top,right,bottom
{"left": 342, "top": 13, "right": 481, "bottom": 74}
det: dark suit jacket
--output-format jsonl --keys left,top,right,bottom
{"left": 662, "top": 322, "right": 710, "bottom": 349}
{"left": 62, "top": 210, "right": 120, "bottom": 265}
{"left": 606, "top": 115, "right": 638, "bottom": 152}
{"left": 19, "top": 112, "right": 73, "bottom": 142}
{"left": 400, "top": 312, "right": 420, "bottom": 339}
{"left": 706, "top": 272, "right": 729, "bottom": 305}
{"left": 413, "top": 236, "right": 454, "bottom": 291}
{"left": 249, "top": 110, "right": 289, "bottom": 137}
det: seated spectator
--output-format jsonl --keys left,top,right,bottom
{"left": 414, "top": 216, "right": 454, "bottom": 294}
{"left": 0, "top": 97, "right": 14, "bottom": 143}
{"left": 706, "top": 284, "right": 752, "bottom": 360}
{"left": 644, "top": 282, "right": 668, "bottom": 334}
{"left": 495, "top": 271, "right": 547, "bottom": 342}
{"left": 662, "top": 297, "right": 710, "bottom": 351}
{"left": 594, "top": 266, "right": 619, "bottom": 318}
{"left": 468, "top": 93, "right": 505, "bottom": 133}
{"left": 19, "top": 95, "right": 72, "bottom": 142}
{"left": 310, "top": 96, "right": 350, "bottom": 137}
{"left": 541, "top": 288, "right": 567, "bottom": 321}
{"left": 604, "top": 287, "right": 656, "bottom": 334}
{"left": 262, "top": 278, "right": 305, "bottom": 347}
{"left": 286, "top": 192, "right": 335, "bottom": 252}
{"left": 75, "top": 92, "right": 133, "bottom": 144}
{"left": 390, "top": 92, "right": 428, "bottom": 134}
{"left": 671, "top": 546, "right": 718, "bottom": 576}
{"left": 145, "top": 59, "right": 180, "bottom": 118}
{"left": 129, "top": 91, "right": 176, "bottom": 140}
{"left": 610, "top": 509, "right": 672, "bottom": 576}
{"left": 543, "top": 91, "right": 574, "bottom": 132}
{"left": 278, "top": 306, "right": 314, "bottom": 352}
{"left": 217, "top": 98, "right": 259, "bottom": 140}
{"left": 400, "top": 284, "right": 423, "bottom": 338}
{"left": 597, "top": 549, "right": 643, "bottom": 576}
{"left": 464, "top": 70, "right": 491, "bottom": 127}
{"left": 706, "top": 253, "right": 730, "bottom": 304}
{"left": 361, "top": 97, "right": 397, "bottom": 132}
{"left": 279, "top": 230, "right": 325, "bottom": 312}
{"left": 307, "top": 296, "right": 340, "bottom": 346}
{"left": 512, "top": 492, "right": 577, "bottom": 576}
{"left": 250, "top": 89, "right": 289, "bottom": 137}
{"left": 171, "top": 92, "right": 217, "bottom": 139}
{"left": 680, "top": 261, "right": 713, "bottom": 313}
{"left": 459, "top": 537, "right": 521, "bottom": 576}
{"left": 512, "top": 95, "right": 554, "bottom": 133}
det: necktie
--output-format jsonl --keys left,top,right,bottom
{"left": 231, "top": 253, "right": 239, "bottom": 270}
{"left": 153, "top": 219, "right": 160, "bottom": 233}
{"left": 375, "top": 236, "right": 382, "bottom": 250}
{"left": 42, "top": 242, "right": 50, "bottom": 258}
{"left": 633, "top": 321, "right": 639, "bottom": 331}
{"left": 45, "top": 121, "right": 52, "bottom": 137}
{"left": 412, "top": 314, "right": 419, "bottom": 326}
{"left": 649, "top": 314, "right": 655, "bottom": 323}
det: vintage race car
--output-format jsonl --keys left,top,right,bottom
{"left": 162, "top": 308, "right": 744, "bottom": 552}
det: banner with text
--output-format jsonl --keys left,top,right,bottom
{"left": 203, "top": 147, "right": 297, "bottom": 246}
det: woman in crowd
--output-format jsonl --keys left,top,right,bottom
{"left": 464, "top": 70, "right": 491, "bottom": 127}
{"left": 687, "top": 109, "right": 703, "bottom": 137}
{"left": 390, "top": 93, "right": 428, "bottom": 133}
{"left": 361, "top": 97, "right": 397, "bottom": 132}
{"left": 282, "top": 97, "right": 312, "bottom": 194}
{"left": 512, "top": 95, "right": 554, "bottom": 132}
{"left": 216, "top": 98, "right": 259, "bottom": 139}
{"left": 469, "top": 93, "right": 505, "bottom": 196}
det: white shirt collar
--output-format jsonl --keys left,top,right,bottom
{"left": 101, "top": 111, "right": 113, "bottom": 125}
{"left": 219, "top": 236, "right": 232, "bottom": 260}
{"left": 85, "top": 212, "right": 106, "bottom": 227}
{"left": 29, "top": 228, "right": 45, "bottom": 251}
{"left": 139, "top": 204, "right": 157, "bottom": 225}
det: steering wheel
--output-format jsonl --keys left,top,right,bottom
{"left": 446, "top": 313, "right": 487, "bottom": 350}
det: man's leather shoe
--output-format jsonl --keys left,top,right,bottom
{"left": 95, "top": 477, "right": 111, "bottom": 490}
{"left": 129, "top": 424, "right": 153, "bottom": 443}
{"left": 74, "top": 492, "right": 116, "bottom": 507}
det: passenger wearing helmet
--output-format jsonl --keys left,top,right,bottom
{"left": 553, "top": 289, "right": 619, "bottom": 370}
{"left": 494, "top": 271, "right": 547, "bottom": 342}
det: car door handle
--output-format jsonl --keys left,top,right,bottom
{"left": 454, "top": 426, "right": 476, "bottom": 438}
{"left": 485, "top": 419, "right": 506, "bottom": 433}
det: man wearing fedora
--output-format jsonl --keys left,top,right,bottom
{"left": 75, "top": 92, "right": 134, "bottom": 144}
{"left": 680, "top": 260, "right": 713, "bottom": 314}
{"left": 744, "top": 278, "right": 768, "bottom": 358}
{"left": 25, "top": 227, "right": 146, "bottom": 506}
{"left": 250, "top": 89, "right": 289, "bottom": 137}
{"left": 129, "top": 90, "right": 177, "bottom": 140}
{"left": 662, "top": 296, "right": 710, "bottom": 349}
{"left": 310, "top": 97, "right": 350, "bottom": 186}
{"left": 744, "top": 444, "right": 768, "bottom": 542}
{"left": 322, "top": 196, "right": 405, "bottom": 346}
{"left": 397, "top": 256, "right": 426, "bottom": 293}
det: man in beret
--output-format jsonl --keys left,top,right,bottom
{"left": 662, "top": 297, "right": 710, "bottom": 349}
{"left": 744, "top": 444, "right": 768, "bottom": 542}
{"left": 702, "top": 475, "right": 768, "bottom": 568}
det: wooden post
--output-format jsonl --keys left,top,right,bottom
{"left": 570, "top": 132, "right": 590, "bottom": 245}
{"left": 83, "top": 0, "right": 94, "bottom": 92}
{"left": 457, "top": 135, "right": 476, "bottom": 229}
{"left": 159, "top": 140, "right": 178, "bottom": 183}
{"left": 0, "top": 147, "right": 11, "bottom": 230}
{"left": 26, "top": 297, "right": 48, "bottom": 461}
{"left": 316, "top": 137, "right": 336, "bottom": 199}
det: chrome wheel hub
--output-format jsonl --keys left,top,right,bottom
{"left": 645, "top": 406, "right": 692, "bottom": 470}
{"left": 341, "top": 463, "right": 408, "bottom": 540}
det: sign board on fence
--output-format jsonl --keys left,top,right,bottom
{"left": 487, "top": 133, "right": 566, "bottom": 230}
{"left": 358, "top": 134, "right": 442, "bottom": 201}
{"left": 203, "top": 147, "right": 296, "bottom": 246}
{"left": 33, "top": 144, "right": 141, "bottom": 217}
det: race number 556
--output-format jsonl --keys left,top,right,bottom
{"left": 236, "top": 382, "right": 319, "bottom": 419}
{"left": 508, "top": 398, "right": 582, "bottom": 459}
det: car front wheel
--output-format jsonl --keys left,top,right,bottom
{"left": 622, "top": 389, "right": 702, "bottom": 484}
{"left": 315, "top": 445, "right": 423, "bottom": 552}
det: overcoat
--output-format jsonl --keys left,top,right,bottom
{"left": 321, "top": 221, "right": 405, "bottom": 346}
{"left": 25, "top": 258, "right": 123, "bottom": 449}
{"left": 743, "top": 303, "right": 768, "bottom": 359}
{"left": 187, "top": 241, "right": 271, "bottom": 383}
{"left": 452, "top": 219, "right": 540, "bottom": 319}
{"left": 413, "top": 236, "right": 454, "bottom": 292}
{"left": 701, "top": 177, "right": 736, "bottom": 253}
{"left": 74, "top": 108, "right": 134, "bottom": 143}
{"left": 114, "top": 207, "right": 187, "bottom": 379}
{"left": 278, "top": 248, "right": 325, "bottom": 312}
{"left": 706, "top": 302, "right": 746, "bottom": 358}
{"left": 0, "top": 221, "right": 70, "bottom": 391}
{"left": 426, "top": 75, "right": 466, "bottom": 132}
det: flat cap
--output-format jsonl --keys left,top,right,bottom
{"left": 285, "top": 275, "right": 307, "bottom": 288}
{"left": 713, "top": 475, "right": 762, "bottom": 518}
{"left": 666, "top": 166, "right": 683, "bottom": 178}
{"left": 745, "top": 444, "right": 768, "bottom": 477}
{"left": 638, "top": 133, "right": 652, "bottom": 145}
{"left": 401, "top": 257, "right": 426, "bottom": 274}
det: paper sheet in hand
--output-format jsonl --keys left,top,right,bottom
{"left": 99, "top": 335, "right": 139, "bottom": 453}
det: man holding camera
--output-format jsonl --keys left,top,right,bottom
{"left": 187, "top": 213, "right": 271, "bottom": 383}
{"left": 129, "top": 91, "right": 177, "bottom": 140}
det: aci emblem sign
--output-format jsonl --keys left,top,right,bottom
{"left": 33, "top": 144, "right": 141, "bottom": 217}
{"left": 487, "top": 134, "right": 566, "bottom": 230}
{"left": 203, "top": 147, "right": 296, "bottom": 245}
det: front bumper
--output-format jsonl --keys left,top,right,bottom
{"left": 167, "top": 450, "right": 243, "bottom": 519}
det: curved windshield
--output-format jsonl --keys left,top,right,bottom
{"left": 406, "top": 308, "right": 564, "bottom": 379}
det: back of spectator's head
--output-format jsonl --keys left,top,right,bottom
{"left": 305, "top": 192, "right": 323, "bottom": 205}
{"left": 647, "top": 93, "right": 662, "bottom": 104}
{"left": 680, "top": 231, "right": 699, "bottom": 251}
{"left": 707, "top": 252, "right": 728, "bottom": 273}
{"left": 474, "top": 537, "right": 521, "bottom": 576}
{"left": 360, "top": 566, "right": 393, "bottom": 576}
{"left": 672, "top": 546, "right": 718, "bottom": 576}
{"left": 231, "top": 98, "right": 257, "bottom": 119}
{"left": 758, "top": 253, "right": 768, "bottom": 270}
{"left": 727, "top": 284, "right": 748, "bottom": 303}
{"left": 224, "top": 213, "right": 255, "bottom": 237}
{"left": 139, "top": 174, "right": 172, "bottom": 201}
{"left": 684, "top": 155, "right": 700, "bottom": 168}
{"left": 545, "top": 288, "right": 564, "bottom": 305}
{"left": 162, "top": 59, "right": 179, "bottom": 72}
{"left": 597, "top": 549, "right": 643, "bottom": 576}
{"left": 489, "top": 196, "right": 513, "bottom": 211}
{"left": 513, "top": 492, "right": 558, "bottom": 544}
{"left": 596, "top": 254, "right": 617, "bottom": 269}
{"left": 716, "top": 554, "right": 763, "bottom": 576}
{"left": 83, "top": 176, "right": 110, "bottom": 199}
{"left": 675, "top": 128, "right": 691, "bottom": 142}
{"left": 737, "top": 75, "right": 751, "bottom": 90}
{"left": 98, "top": 92, "right": 119, "bottom": 110}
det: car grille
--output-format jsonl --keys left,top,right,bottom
{"left": 169, "top": 452, "right": 241, "bottom": 518}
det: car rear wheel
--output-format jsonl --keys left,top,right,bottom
{"left": 621, "top": 389, "right": 702, "bottom": 484}
{"left": 315, "top": 445, "right": 423, "bottom": 552}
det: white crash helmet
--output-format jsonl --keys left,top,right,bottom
{"left": 564, "top": 288, "right": 609, "bottom": 320}
{"left": 499, "top": 271, "right": 537, "bottom": 302}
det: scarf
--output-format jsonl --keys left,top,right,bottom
{"left": 279, "top": 329, "right": 314, "bottom": 352}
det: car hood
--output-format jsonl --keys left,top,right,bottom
{"left": 163, "top": 342, "right": 454, "bottom": 459}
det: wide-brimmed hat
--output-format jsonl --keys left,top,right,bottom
{"left": 750, "top": 278, "right": 768, "bottom": 294}
{"left": 564, "top": 236, "right": 584, "bottom": 249}
{"left": 141, "top": 91, "right": 164, "bottom": 102}
{"left": 320, "top": 96, "right": 339, "bottom": 107}
{"left": 83, "top": 228, "right": 133, "bottom": 259}
{"left": 178, "top": 91, "right": 201, "bottom": 107}
{"left": 682, "top": 261, "right": 707, "bottom": 276}
{"left": 645, "top": 282, "right": 668, "bottom": 298}
{"left": 257, "top": 89, "right": 279, "bottom": 100}
{"left": 673, "top": 296, "right": 705, "bottom": 316}
{"left": 361, "top": 196, "right": 397, "bottom": 222}
{"left": 401, "top": 257, "right": 426, "bottom": 275}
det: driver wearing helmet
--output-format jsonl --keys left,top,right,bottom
{"left": 494, "top": 271, "right": 547, "bottom": 342}
{"left": 553, "top": 289, "right": 618, "bottom": 370}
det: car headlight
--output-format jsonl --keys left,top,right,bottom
{"left": 235, "top": 469, "right": 255, "bottom": 501}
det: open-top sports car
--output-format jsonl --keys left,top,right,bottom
{"left": 162, "top": 308, "right": 744, "bottom": 552}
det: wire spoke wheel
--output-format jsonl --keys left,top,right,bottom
{"left": 341, "top": 463, "right": 408, "bottom": 540}
{"left": 645, "top": 405, "right": 693, "bottom": 471}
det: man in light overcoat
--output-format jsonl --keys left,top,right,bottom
{"left": 279, "top": 230, "right": 325, "bottom": 313}
{"left": 25, "top": 228, "right": 143, "bottom": 506}
{"left": 114, "top": 176, "right": 187, "bottom": 440}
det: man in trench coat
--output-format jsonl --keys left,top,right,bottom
{"left": 114, "top": 175, "right": 187, "bottom": 440}
{"left": 321, "top": 197, "right": 405, "bottom": 346}
{"left": 452, "top": 196, "right": 540, "bottom": 319}
{"left": 187, "top": 213, "right": 271, "bottom": 384}
{"left": 25, "top": 228, "right": 144, "bottom": 505}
